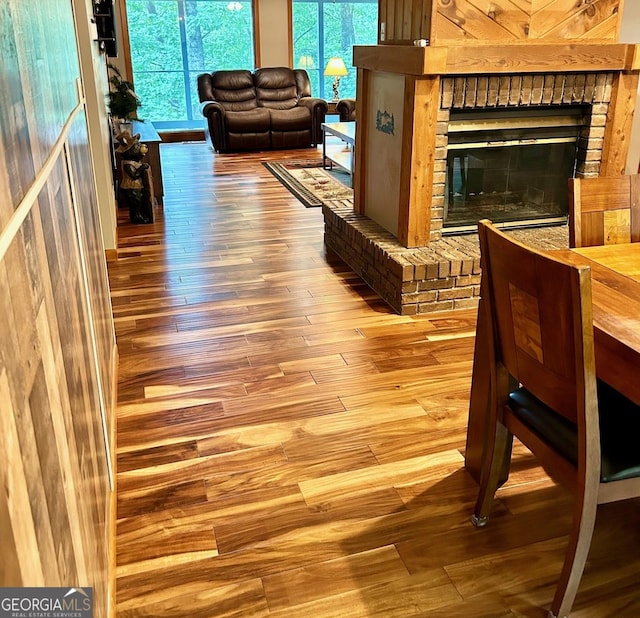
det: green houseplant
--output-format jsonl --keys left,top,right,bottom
{"left": 107, "top": 63, "right": 141, "bottom": 127}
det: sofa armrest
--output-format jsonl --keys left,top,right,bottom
{"left": 298, "top": 97, "right": 328, "bottom": 146}
{"left": 200, "top": 101, "right": 227, "bottom": 152}
{"left": 336, "top": 99, "right": 356, "bottom": 122}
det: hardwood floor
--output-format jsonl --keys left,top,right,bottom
{"left": 110, "top": 143, "right": 640, "bottom": 617}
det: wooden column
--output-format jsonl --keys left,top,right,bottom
{"left": 353, "top": 67, "right": 369, "bottom": 215}
{"left": 398, "top": 75, "right": 440, "bottom": 247}
{"left": 601, "top": 70, "right": 640, "bottom": 176}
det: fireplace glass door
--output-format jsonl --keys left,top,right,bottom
{"left": 444, "top": 108, "right": 584, "bottom": 233}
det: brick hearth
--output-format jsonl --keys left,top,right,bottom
{"left": 323, "top": 202, "right": 569, "bottom": 315}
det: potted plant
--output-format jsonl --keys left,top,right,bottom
{"left": 107, "top": 63, "right": 141, "bottom": 132}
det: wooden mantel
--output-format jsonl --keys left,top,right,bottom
{"left": 354, "top": 42, "right": 640, "bottom": 76}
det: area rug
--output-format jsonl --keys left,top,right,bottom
{"left": 263, "top": 160, "right": 354, "bottom": 208}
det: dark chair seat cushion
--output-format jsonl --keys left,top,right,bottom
{"left": 225, "top": 109, "right": 270, "bottom": 133}
{"left": 509, "top": 382, "right": 640, "bottom": 483}
{"left": 269, "top": 107, "right": 311, "bottom": 131}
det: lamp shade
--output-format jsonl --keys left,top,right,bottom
{"left": 297, "top": 55, "right": 315, "bottom": 69}
{"left": 323, "top": 57, "right": 348, "bottom": 77}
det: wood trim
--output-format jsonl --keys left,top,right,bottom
{"left": 354, "top": 44, "right": 433, "bottom": 76}
{"left": 354, "top": 43, "right": 640, "bottom": 76}
{"left": 632, "top": 174, "right": 640, "bottom": 243}
{"left": 568, "top": 178, "right": 582, "bottom": 249}
{"left": 353, "top": 68, "right": 369, "bottom": 215}
{"left": 444, "top": 43, "right": 637, "bottom": 75}
{"left": 633, "top": 48, "right": 640, "bottom": 72}
{"left": 378, "top": 0, "right": 386, "bottom": 43}
{"left": 253, "top": 0, "right": 261, "bottom": 68}
{"left": 287, "top": 0, "right": 293, "bottom": 68}
{"left": 0, "top": 102, "right": 82, "bottom": 263}
{"left": 601, "top": 71, "right": 640, "bottom": 176}
{"left": 117, "top": 0, "right": 134, "bottom": 81}
{"left": 397, "top": 75, "right": 439, "bottom": 247}
{"left": 105, "top": 249, "right": 118, "bottom": 262}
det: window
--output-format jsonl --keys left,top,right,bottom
{"left": 292, "top": 0, "right": 378, "bottom": 101}
{"left": 124, "top": 0, "right": 255, "bottom": 129}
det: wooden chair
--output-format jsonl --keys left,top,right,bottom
{"left": 471, "top": 220, "right": 640, "bottom": 618}
{"left": 568, "top": 174, "right": 640, "bottom": 247}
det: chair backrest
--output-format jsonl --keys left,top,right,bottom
{"left": 201, "top": 70, "right": 258, "bottom": 112}
{"left": 254, "top": 67, "right": 300, "bottom": 110}
{"left": 336, "top": 99, "right": 356, "bottom": 122}
{"left": 568, "top": 174, "right": 640, "bottom": 248}
{"left": 478, "top": 220, "right": 596, "bottom": 425}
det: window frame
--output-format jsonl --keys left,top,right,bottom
{"left": 290, "top": 0, "right": 378, "bottom": 101}
{"left": 117, "top": 0, "right": 260, "bottom": 131}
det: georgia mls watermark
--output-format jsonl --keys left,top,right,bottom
{"left": 0, "top": 588, "right": 93, "bottom": 618}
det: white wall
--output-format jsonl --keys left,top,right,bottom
{"left": 620, "top": 1, "right": 640, "bottom": 174}
{"left": 256, "top": 0, "right": 291, "bottom": 67}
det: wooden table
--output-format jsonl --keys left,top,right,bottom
{"left": 465, "top": 242, "right": 640, "bottom": 483}
{"left": 321, "top": 122, "right": 355, "bottom": 185}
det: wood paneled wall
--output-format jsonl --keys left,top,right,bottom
{"left": 0, "top": 1, "right": 116, "bottom": 615}
{"left": 379, "top": 0, "right": 626, "bottom": 46}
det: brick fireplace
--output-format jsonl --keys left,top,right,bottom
{"left": 322, "top": 39, "right": 640, "bottom": 314}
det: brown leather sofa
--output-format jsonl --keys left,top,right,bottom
{"left": 197, "top": 67, "right": 328, "bottom": 153}
{"left": 336, "top": 99, "right": 356, "bottom": 122}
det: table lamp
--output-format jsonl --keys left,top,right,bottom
{"left": 297, "top": 55, "right": 315, "bottom": 70}
{"left": 324, "top": 57, "right": 348, "bottom": 101}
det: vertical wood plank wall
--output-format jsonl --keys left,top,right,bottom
{"left": 379, "top": 0, "right": 625, "bottom": 46}
{"left": 0, "top": 1, "right": 116, "bottom": 615}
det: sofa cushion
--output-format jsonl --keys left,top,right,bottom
{"left": 254, "top": 67, "right": 299, "bottom": 110}
{"left": 225, "top": 108, "right": 271, "bottom": 133}
{"left": 211, "top": 70, "right": 257, "bottom": 112}
{"left": 269, "top": 107, "right": 312, "bottom": 132}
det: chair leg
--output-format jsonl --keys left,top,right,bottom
{"left": 548, "top": 486, "right": 599, "bottom": 618}
{"left": 472, "top": 421, "right": 512, "bottom": 527}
